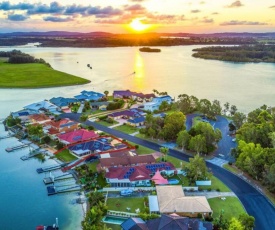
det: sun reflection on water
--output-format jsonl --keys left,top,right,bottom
{"left": 133, "top": 51, "right": 145, "bottom": 91}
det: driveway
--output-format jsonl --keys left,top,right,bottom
{"left": 60, "top": 113, "right": 275, "bottom": 230}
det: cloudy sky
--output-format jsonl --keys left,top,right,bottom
{"left": 0, "top": 0, "right": 274, "bottom": 33}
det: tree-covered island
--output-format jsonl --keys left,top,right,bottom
{"left": 192, "top": 45, "right": 275, "bottom": 63}
{"left": 0, "top": 50, "right": 90, "bottom": 88}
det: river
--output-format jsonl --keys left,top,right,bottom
{"left": 0, "top": 45, "right": 275, "bottom": 229}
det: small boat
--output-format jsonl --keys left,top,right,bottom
{"left": 36, "top": 218, "right": 59, "bottom": 230}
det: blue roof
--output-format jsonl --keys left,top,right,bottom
{"left": 121, "top": 218, "right": 145, "bottom": 230}
{"left": 74, "top": 91, "right": 104, "bottom": 101}
{"left": 128, "top": 116, "right": 145, "bottom": 124}
{"left": 50, "top": 97, "right": 77, "bottom": 107}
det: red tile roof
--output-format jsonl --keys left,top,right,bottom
{"left": 29, "top": 114, "right": 51, "bottom": 122}
{"left": 57, "top": 129, "right": 99, "bottom": 144}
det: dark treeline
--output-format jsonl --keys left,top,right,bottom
{"left": 0, "top": 36, "right": 256, "bottom": 48}
{"left": 192, "top": 45, "right": 275, "bottom": 63}
{"left": 0, "top": 50, "right": 49, "bottom": 65}
{"left": 231, "top": 105, "right": 275, "bottom": 193}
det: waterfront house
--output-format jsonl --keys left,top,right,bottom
{"left": 24, "top": 100, "right": 59, "bottom": 114}
{"left": 43, "top": 118, "right": 79, "bottom": 138}
{"left": 29, "top": 114, "right": 52, "bottom": 124}
{"left": 108, "top": 108, "right": 145, "bottom": 120}
{"left": 105, "top": 162, "right": 176, "bottom": 187}
{"left": 90, "top": 101, "right": 109, "bottom": 110}
{"left": 98, "top": 154, "right": 156, "bottom": 170}
{"left": 113, "top": 90, "right": 155, "bottom": 102}
{"left": 74, "top": 90, "right": 104, "bottom": 101}
{"left": 11, "top": 109, "right": 37, "bottom": 123}
{"left": 143, "top": 96, "right": 172, "bottom": 112}
{"left": 127, "top": 116, "right": 145, "bottom": 127}
{"left": 49, "top": 97, "right": 78, "bottom": 109}
{"left": 121, "top": 214, "right": 213, "bottom": 230}
{"left": 149, "top": 186, "right": 212, "bottom": 218}
{"left": 57, "top": 129, "right": 99, "bottom": 145}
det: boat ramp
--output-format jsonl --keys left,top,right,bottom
{"left": 36, "top": 163, "right": 68, "bottom": 173}
{"left": 47, "top": 184, "right": 82, "bottom": 196}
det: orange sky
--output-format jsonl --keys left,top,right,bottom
{"left": 0, "top": 0, "right": 274, "bottom": 33}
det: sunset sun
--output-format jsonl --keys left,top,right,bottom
{"left": 130, "top": 19, "right": 150, "bottom": 32}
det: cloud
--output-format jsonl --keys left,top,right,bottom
{"left": 226, "top": 1, "right": 244, "bottom": 8}
{"left": 212, "top": 12, "right": 219, "bottom": 15}
{"left": 64, "top": 4, "right": 89, "bottom": 15}
{"left": 124, "top": 4, "right": 146, "bottom": 12}
{"left": 0, "top": 1, "right": 33, "bottom": 11}
{"left": 200, "top": 17, "right": 214, "bottom": 23}
{"left": 269, "top": 5, "right": 275, "bottom": 8}
{"left": 86, "top": 6, "right": 122, "bottom": 18}
{"left": 7, "top": 14, "right": 28, "bottom": 21}
{"left": 43, "top": 16, "right": 73, "bottom": 22}
{"left": 220, "top": 20, "right": 268, "bottom": 26}
{"left": 129, "top": 0, "right": 146, "bottom": 2}
{"left": 191, "top": 10, "right": 201, "bottom": 13}
{"left": 200, "top": 1, "right": 205, "bottom": 4}
{"left": 27, "top": 2, "right": 64, "bottom": 15}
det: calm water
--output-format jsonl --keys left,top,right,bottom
{"left": 1, "top": 45, "right": 275, "bottom": 114}
{"left": 0, "top": 45, "right": 275, "bottom": 229}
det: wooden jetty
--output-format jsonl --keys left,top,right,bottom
{"left": 43, "top": 173, "right": 73, "bottom": 185}
{"left": 47, "top": 184, "right": 81, "bottom": 196}
{"left": 20, "top": 150, "right": 46, "bottom": 161}
{"left": 36, "top": 163, "right": 67, "bottom": 174}
{"left": 5, "top": 144, "right": 29, "bottom": 152}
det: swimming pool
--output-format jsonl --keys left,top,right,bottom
{"left": 168, "top": 179, "right": 180, "bottom": 185}
{"left": 102, "top": 215, "right": 128, "bottom": 225}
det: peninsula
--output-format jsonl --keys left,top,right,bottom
{"left": 192, "top": 45, "right": 275, "bottom": 63}
{"left": 0, "top": 50, "right": 90, "bottom": 88}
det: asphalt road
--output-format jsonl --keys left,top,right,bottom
{"left": 61, "top": 113, "right": 275, "bottom": 230}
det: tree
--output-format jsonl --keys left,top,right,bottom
{"left": 80, "top": 114, "right": 88, "bottom": 122}
{"left": 210, "top": 99, "right": 222, "bottom": 118}
{"left": 264, "top": 163, "right": 275, "bottom": 193}
{"left": 189, "top": 135, "right": 207, "bottom": 155}
{"left": 152, "top": 89, "right": 159, "bottom": 95}
{"left": 148, "top": 127, "right": 156, "bottom": 139}
{"left": 223, "top": 102, "right": 230, "bottom": 115}
{"left": 185, "top": 154, "right": 211, "bottom": 183}
{"left": 162, "top": 111, "right": 186, "bottom": 141}
{"left": 198, "top": 99, "right": 212, "bottom": 117}
{"left": 228, "top": 218, "right": 244, "bottom": 230}
{"left": 230, "top": 105, "right": 238, "bottom": 116}
{"left": 238, "top": 214, "right": 255, "bottom": 230}
{"left": 104, "top": 90, "right": 109, "bottom": 98}
{"left": 232, "top": 112, "right": 246, "bottom": 129}
{"left": 160, "top": 147, "right": 169, "bottom": 161}
{"left": 176, "top": 130, "right": 191, "bottom": 150}
{"left": 159, "top": 100, "right": 170, "bottom": 111}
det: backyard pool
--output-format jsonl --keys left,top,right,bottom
{"left": 168, "top": 179, "right": 180, "bottom": 185}
{"left": 102, "top": 215, "right": 128, "bottom": 225}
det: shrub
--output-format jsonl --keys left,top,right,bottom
{"left": 205, "top": 216, "right": 213, "bottom": 221}
{"left": 56, "top": 142, "right": 65, "bottom": 150}
{"left": 216, "top": 188, "right": 220, "bottom": 192}
{"left": 198, "top": 187, "right": 203, "bottom": 191}
{"left": 135, "top": 145, "right": 139, "bottom": 149}
{"left": 207, "top": 188, "right": 212, "bottom": 192}
{"left": 197, "top": 213, "right": 203, "bottom": 219}
{"left": 229, "top": 162, "right": 233, "bottom": 165}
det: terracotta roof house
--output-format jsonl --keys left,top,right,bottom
{"left": 57, "top": 129, "right": 99, "bottom": 145}
{"left": 99, "top": 150, "right": 137, "bottom": 159}
{"left": 29, "top": 114, "right": 52, "bottom": 124}
{"left": 108, "top": 108, "right": 145, "bottom": 120}
{"left": 99, "top": 154, "right": 156, "bottom": 169}
{"left": 105, "top": 162, "right": 176, "bottom": 187}
{"left": 43, "top": 118, "right": 79, "bottom": 136}
{"left": 150, "top": 186, "right": 212, "bottom": 218}
{"left": 74, "top": 90, "right": 104, "bottom": 101}
{"left": 121, "top": 214, "right": 213, "bottom": 230}
{"left": 24, "top": 100, "right": 59, "bottom": 114}
{"left": 49, "top": 97, "right": 78, "bottom": 108}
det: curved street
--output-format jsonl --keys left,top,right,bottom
{"left": 61, "top": 113, "right": 275, "bottom": 230}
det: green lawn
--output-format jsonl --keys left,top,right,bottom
{"left": 166, "top": 155, "right": 185, "bottom": 168}
{"left": 127, "top": 141, "right": 155, "bottom": 155}
{"left": 55, "top": 149, "right": 78, "bottom": 162}
{"left": 208, "top": 197, "right": 246, "bottom": 220}
{"left": 223, "top": 164, "right": 240, "bottom": 174}
{"left": 96, "top": 120, "right": 118, "bottom": 127}
{"left": 87, "top": 160, "right": 99, "bottom": 172}
{"left": 105, "top": 224, "right": 121, "bottom": 230}
{"left": 0, "top": 61, "right": 90, "bottom": 88}
{"left": 107, "top": 197, "right": 145, "bottom": 213}
{"left": 198, "top": 176, "right": 231, "bottom": 192}
{"left": 113, "top": 125, "right": 138, "bottom": 134}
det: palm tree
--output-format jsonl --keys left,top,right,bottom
{"left": 160, "top": 147, "right": 169, "bottom": 161}
{"left": 104, "top": 90, "right": 109, "bottom": 98}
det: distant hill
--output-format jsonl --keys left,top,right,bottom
{"left": 0, "top": 31, "right": 114, "bottom": 37}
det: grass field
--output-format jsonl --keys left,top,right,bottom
{"left": 208, "top": 197, "right": 246, "bottom": 220}
{"left": 107, "top": 197, "right": 145, "bottom": 213}
{"left": 0, "top": 61, "right": 90, "bottom": 88}
{"left": 127, "top": 141, "right": 155, "bottom": 155}
{"left": 96, "top": 120, "right": 119, "bottom": 127}
{"left": 113, "top": 125, "right": 138, "bottom": 134}
{"left": 55, "top": 149, "right": 78, "bottom": 162}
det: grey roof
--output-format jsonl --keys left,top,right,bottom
{"left": 121, "top": 217, "right": 147, "bottom": 230}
